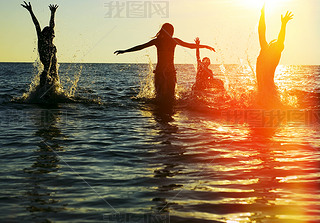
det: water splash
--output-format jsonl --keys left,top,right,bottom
{"left": 21, "top": 59, "right": 42, "bottom": 100}
{"left": 218, "top": 63, "right": 256, "bottom": 108}
{"left": 62, "top": 64, "right": 83, "bottom": 98}
{"left": 17, "top": 60, "right": 83, "bottom": 104}
{"left": 134, "top": 56, "right": 155, "bottom": 100}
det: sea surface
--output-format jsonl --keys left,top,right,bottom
{"left": 0, "top": 62, "right": 319, "bottom": 223}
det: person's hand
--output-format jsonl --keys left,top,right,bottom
{"left": 261, "top": 3, "right": 265, "bottom": 13}
{"left": 207, "top": 46, "right": 216, "bottom": 52}
{"left": 281, "top": 11, "right": 294, "bottom": 24}
{"left": 114, "top": 50, "right": 125, "bottom": 55}
{"left": 21, "top": 1, "right": 32, "bottom": 12}
{"left": 49, "top": 4, "right": 58, "bottom": 13}
{"left": 194, "top": 37, "right": 200, "bottom": 45}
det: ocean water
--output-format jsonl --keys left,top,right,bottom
{"left": 0, "top": 62, "right": 319, "bottom": 223}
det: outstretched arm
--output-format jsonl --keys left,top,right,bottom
{"left": 277, "top": 11, "right": 293, "bottom": 45}
{"left": 49, "top": 4, "right": 58, "bottom": 29}
{"left": 114, "top": 39, "right": 156, "bottom": 55}
{"left": 175, "top": 38, "right": 215, "bottom": 52}
{"left": 21, "top": 1, "right": 41, "bottom": 36}
{"left": 258, "top": 4, "right": 267, "bottom": 49}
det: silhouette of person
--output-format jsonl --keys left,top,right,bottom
{"left": 114, "top": 23, "right": 215, "bottom": 105}
{"left": 256, "top": 5, "right": 293, "bottom": 106}
{"left": 21, "top": 1, "right": 59, "bottom": 88}
{"left": 193, "top": 37, "right": 224, "bottom": 91}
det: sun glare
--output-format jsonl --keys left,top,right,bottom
{"left": 241, "top": 0, "right": 291, "bottom": 11}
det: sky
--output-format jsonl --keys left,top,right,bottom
{"left": 0, "top": 0, "right": 319, "bottom": 65}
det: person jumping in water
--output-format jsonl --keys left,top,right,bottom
{"left": 21, "top": 1, "right": 59, "bottom": 88}
{"left": 193, "top": 37, "right": 224, "bottom": 91}
{"left": 256, "top": 5, "right": 293, "bottom": 107}
{"left": 114, "top": 23, "right": 215, "bottom": 106}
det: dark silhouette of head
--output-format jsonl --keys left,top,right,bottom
{"left": 42, "top": 26, "right": 55, "bottom": 40}
{"left": 202, "top": 57, "right": 211, "bottom": 68}
{"left": 154, "top": 23, "right": 174, "bottom": 39}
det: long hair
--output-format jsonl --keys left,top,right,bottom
{"left": 153, "top": 23, "right": 174, "bottom": 39}
{"left": 42, "top": 26, "right": 54, "bottom": 39}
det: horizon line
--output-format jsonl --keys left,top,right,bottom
{"left": 0, "top": 61, "right": 319, "bottom": 66}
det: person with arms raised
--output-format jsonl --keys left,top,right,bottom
{"left": 21, "top": 1, "right": 59, "bottom": 89}
{"left": 256, "top": 5, "right": 293, "bottom": 107}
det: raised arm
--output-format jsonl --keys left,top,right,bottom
{"left": 277, "top": 11, "right": 293, "bottom": 45}
{"left": 194, "top": 37, "right": 201, "bottom": 62}
{"left": 174, "top": 38, "right": 215, "bottom": 52}
{"left": 258, "top": 5, "right": 267, "bottom": 49}
{"left": 194, "top": 37, "right": 202, "bottom": 72}
{"left": 114, "top": 39, "right": 156, "bottom": 55}
{"left": 49, "top": 4, "right": 58, "bottom": 29}
{"left": 21, "top": 1, "right": 41, "bottom": 36}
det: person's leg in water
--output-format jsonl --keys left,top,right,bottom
{"left": 154, "top": 69, "right": 177, "bottom": 107}
{"left": 48, "top": 53, "right": 59, "bottom": 85}
{"left": 39, "top": 55, "right": 51, "bottom": 88}
{"left": 40, "top": 70, "right": 48, "bottom": 87}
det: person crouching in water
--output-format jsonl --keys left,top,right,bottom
{"left": 193, "top": 37, "right": 224, "bottom": 91}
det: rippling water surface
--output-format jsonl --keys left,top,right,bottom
{"left": 0, "top": 63, "right": 319, "bottom": 223}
